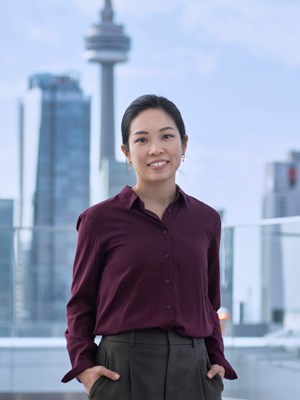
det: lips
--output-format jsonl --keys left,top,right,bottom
{"left": 147, "top": 160, "right": 169, "bottom": 167}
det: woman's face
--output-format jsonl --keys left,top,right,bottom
{"left": 122, "top": 108, "right": 188, "bottom": 187}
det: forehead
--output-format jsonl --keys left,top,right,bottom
{"left": 129, "top": 108, "right": 177, "bottom": 134}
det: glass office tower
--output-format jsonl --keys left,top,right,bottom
{"left": 0, "top": 199, "right": 14, "bottom": 334}
{"left": 262, "top": 151, "right": 300, "bottom": 326}
{"left": 19, "top": 74, "right": 90, "bottom": 329}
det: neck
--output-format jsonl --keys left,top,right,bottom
{"left": 133, "top": 180, "right": 177, "bottom": 208}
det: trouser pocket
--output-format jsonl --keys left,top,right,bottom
{"left": 88, "top": 376, "right": 106, "bottom": 399}
{"left": 88, "top": 339, "right": 131, "bottom": 400}
{"left": 195, "top": 343, "right": 224, "bottom": 400}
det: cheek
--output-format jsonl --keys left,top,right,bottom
{"left": 173, "top": 144, "right": 184, "bottom": 158}
{"left": 130, "top": 149, "right": 145, "bottom": 163}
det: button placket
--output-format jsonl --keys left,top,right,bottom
{"left": 159, "top": 221, "right": 174, "bottom": 314}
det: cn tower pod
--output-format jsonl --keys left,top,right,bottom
{"left": 85, "top": 0, "right": 130, "bottom": 64}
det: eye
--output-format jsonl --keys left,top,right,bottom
{"left": 162, "top": 134, "right": 175, "bottom": 140}
{"left": 135, "top": 137, "right": 147, "bottom": 144}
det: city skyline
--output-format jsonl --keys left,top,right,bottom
{"left": 1, "top": 0, "right": 300, "bottom": 223}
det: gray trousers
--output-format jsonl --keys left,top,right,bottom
{"left": 88, "top": 329, "right": 223, "bottom": 400}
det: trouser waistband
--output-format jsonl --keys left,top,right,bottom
{"left": 102, "top": 328, "right": 204, "bottom": 348}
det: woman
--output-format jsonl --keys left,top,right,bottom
{"left": 62, "top": 94, "right": 237, "bottom": 400}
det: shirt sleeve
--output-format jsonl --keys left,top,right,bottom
{"left": 62, "top": 212, "right": 104, "bottom": 383}
{"left": 205, "top": 214, "right": 238, "bottom": 380}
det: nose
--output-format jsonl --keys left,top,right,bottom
{"left": 148, "top": 140, "right": 165, "bottom": 156}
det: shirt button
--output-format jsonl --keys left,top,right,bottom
{"left": 165, "top": 279, "right": 170, "bottom": 284}
{"left": 166, "top": 304, "right": 172, "bottom": 310}
{"left": 164, "top": 254, "right": 169, "bottom": 259}
{"left": 162, "top": 229, "right": 167, "bottom": 235}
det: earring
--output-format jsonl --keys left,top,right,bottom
{"left": 128, "top": 161, "right": 132, "bottom": 170}
{"left": 181, "top": 154, "right": 185, "bottom": 162}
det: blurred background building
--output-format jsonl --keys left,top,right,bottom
{"left": 0, "top": 199, "right": 14, "bottom": 333}
{"left": 263, "top": 151, "right": 300, "bottom": 219}
{"left": 85, "top": 0, "right": 134, "bottom": 198}
{"left": 18, "top": 73, "right": 91, "bottom": 329}
{"left": 261, "top": 151, "right": 300, "bottom": 327}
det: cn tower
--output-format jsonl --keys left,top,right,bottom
{"left": 85, "top": 0, "right": 130, "bottom": 168}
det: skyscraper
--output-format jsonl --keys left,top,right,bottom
{"left": 263, "top": 151, "right": 300, "bottom": 219}
{"left": 261, "top": 151, "right": 300, "bottom": 325}
{"left": 0, "top": 199, "right": 14, "bottom": 333}
{"left": 19, "top": 73, "right": 91, "bottom": 324}
{"left": 85, "top": 0, "right": 135, "bottom": 198}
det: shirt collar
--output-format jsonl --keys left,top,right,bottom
{"left": 118, "top": 185, "right": 139, "bottom": 209}
{"left": 118, "top": 185, "right": 188, "bottom": 209}
{"left": 176, "top": 185, "right": 189, "bottom": 206}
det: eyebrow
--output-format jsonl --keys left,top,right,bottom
{"left": 133, "top": 126, "right": 175, "bottom": 135}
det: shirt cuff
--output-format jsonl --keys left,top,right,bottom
{"left": 61, "top": 360, "right": 95, "bottom": 383}
{"left": 210, "top": 355, "right": 238, "bottom": 380}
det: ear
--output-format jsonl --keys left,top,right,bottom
{"left": 121, "top": 144, "right": 131, "bottom": 163}
{"left": 182, "top": 135, "right": 189, "bottom": 154}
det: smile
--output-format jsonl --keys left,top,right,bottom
{"left": 148, "top": 161, "right": 169, "bottom": 168}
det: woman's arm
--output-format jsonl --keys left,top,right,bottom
{"left": 62, "top": 211, "right": 105, "bottom": 383}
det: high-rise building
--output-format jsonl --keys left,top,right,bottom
{"left": 0, "top": 199, "right": 14, "bottom": 333}
{"left": 263, "top": 151, "right": 300, "bottom": 218}
{"left": 19, "top": 73, "right": 91, "bottom": 324}
{"left": 85, "top": 0, "right": 135, "bottom": 198}
{"left": 261, "top": 151, "right": 300, "bottom": 325}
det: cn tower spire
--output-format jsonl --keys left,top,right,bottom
{"left": 85, "top": 0, "right": 130, "bottom": 168}
{"left": 102, "top": 0, "right": 114, "bottom": 22}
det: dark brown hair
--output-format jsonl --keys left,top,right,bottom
{"left": 121, "top": 94, "right": 187, "bottom": 151}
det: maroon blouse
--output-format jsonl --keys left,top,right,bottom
{"left": 62, "top": 185, "right": 237, "bottom": 382}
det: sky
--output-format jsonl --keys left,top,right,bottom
{"left": 1, "top": 0, "right": 300, "bottom": 224}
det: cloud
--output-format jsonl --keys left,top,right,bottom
{"left": 181, "top": 0, "right": 300, "bottom": 68}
